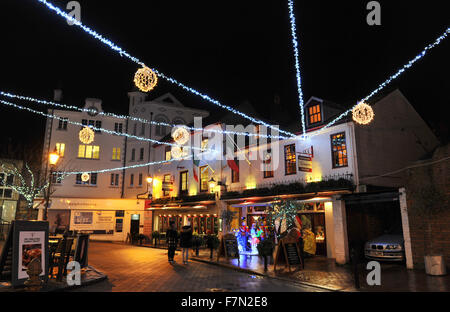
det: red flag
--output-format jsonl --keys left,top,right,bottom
{"left": 227, "top": 159, "right": 239, "bottom": 173}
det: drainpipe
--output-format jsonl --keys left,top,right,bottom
{"left": 121, "top": 118, "right": 129, "bottom": 198}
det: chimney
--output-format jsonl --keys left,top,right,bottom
{"left": 54, "top": 89, "right": 63, "bottom": 102}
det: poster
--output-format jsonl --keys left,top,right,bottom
{"left": 18, "top": 231, "right": 46, "bottom": 279}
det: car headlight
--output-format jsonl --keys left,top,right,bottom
{"left": 386, "top": 244, "right": 402, "bottom": 250}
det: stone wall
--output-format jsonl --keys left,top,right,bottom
{"left": 405, "top": 144, "right": 450, "bottom": 269}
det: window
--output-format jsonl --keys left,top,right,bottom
{"left": 0, "top": 173, "right": 14, "bottom": 199}
{"left": 55, "top": 143, "right": 65, "bottom": 157}
{"left": 76, "top": 173, "right": 98, "bottom": 185}
{"left": 112, "top": 147, "right": 121, "bottom": 161}
{"left": 139, "top": 148, "right": 145, "bottom": 161}
{"left": 331, "top": 132, "right": 348, "bottom": 168}
{"left": 163, "top": 174, "right": 171, "bottom": 197}
{"left": 78, "top": 145, "right": 100, "bottom": 159}
{"left": 131, "top": 149, "right": 136, "bottom": 161}
{"left": 51, "top": 171, "right": 64, "bottom": 184}
{"left": 110, "top": 174, "right": 119, "bottom": 186}
{"left": 232, "top": 159, "right": 239, "bottom": 183}
{"left": 58, "top": 118, "right": 68, "bottom": 130}
{"left": 201, "top": 138, "right": 208, "bottom": 151}
{"left": 138, "top": 173, "right": 143, "bottom": 186}
{"left": 284, "top": 144, "right": 297, "bottom": 175}
{"left": 95, "top": 120, "right": 102, "bottom": 133}
{"left": 199, "top": 166, "right": 209, "bottom": 192}
{"left": 130, "top": 174, "right": 134, "bottom": 186}
{"left": 114, "top": 123, "right": 123, "bottom": 133}
{"left": 165, "top": 146, "right": 171, "bottom": 161}
{"left": 263, "top": 149, "right": 274, "bottom": 178}
{"left": 308, "top": 104, "right": 322, "bottom": 125}
{"left": 179, "top": 171, "right": 188, "bottom": 195}
{"left": 133, "top": 123, "right": 137, "bottom": 135}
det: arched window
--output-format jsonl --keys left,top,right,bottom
{"left": 154, "top": 114, "right": 169, "bottom": 137}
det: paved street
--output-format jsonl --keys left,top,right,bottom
{"left": 71, "top": 242, "right": 325, "bottom": 292}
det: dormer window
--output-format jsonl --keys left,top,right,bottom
{"left": 308, "top": 104, "right": 322, "bottom": 125}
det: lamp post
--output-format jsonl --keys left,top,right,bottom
{"left": 43, "top": 150, "right": 60, "bottom": 221}
{"left": 208, "top": 177, "right": 216, "bottom": 193}
{"left": 146, "top": 177, "right": 153, "bottom": 198}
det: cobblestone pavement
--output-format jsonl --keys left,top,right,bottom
{"left": 70, "top": 242, "right": 326, "bottom": 292}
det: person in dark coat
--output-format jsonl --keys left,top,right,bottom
{"left": 166, "top": 221, "right": 178, "bottom": 263}
{"left": 179, "top": 221, "right": 193, "bottom": 264}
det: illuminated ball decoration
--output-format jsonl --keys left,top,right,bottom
{"left": 171, "top": 146, "right": 183, "bottom": 159}
{"left": 352, "top": 102, "right": 375, "bottom": 125}
{"left": 134, "top": 66, "right": 158, "bottom": 92}
{"left": 81, "top": 173, "right": 90, "bottom": 182}
{"left": 79, "top": 126, "right": 95, "bottom": 144}
{"left": 172, "top": 126, "right": 190, "bottom": 145}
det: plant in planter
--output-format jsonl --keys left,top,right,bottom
{"left": 192, "top": 234, "right": 204, "bottom": 256}
{"left": 257, "top": 238, "right": 275, "bottom": 271}
{"left": 407, "top": 169, "right": 447, "bottom": 275}
{"left": 205, "top": 234, "right": 220, "bottom": 259}
{"left": 151, "top": 231, "right": 160, "bottom": 246}
{"left": 220, "top": 209, "right": 236, "bottom": 233}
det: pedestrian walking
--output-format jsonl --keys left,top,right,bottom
{"left": 180, "top": 221, "right": 193, "bottom": 264}
{"left": 166, "top": 221, "right": 178, "bottom": 263}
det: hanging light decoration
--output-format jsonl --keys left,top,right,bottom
{"left": 81, "top": 172, "right": 90, "bottom": 182}
{"left": 134, "top": 66, "right": 158, "bottom": 92}
{"left": 172, "top": 126, "right": 190, "bottom": 145}
{"left": 171, "top": 146, "right": 189, "bottom": 159}
{"left": 79, "top": 126, "right": 95, "bottom": 144}
{"left": 352, "top": 102, "right": 375, "bottom": 125}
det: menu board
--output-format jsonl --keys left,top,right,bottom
{"left": 284, "top": 243, "right": 301, "bottom": 265}
{"left": 224, "top": 238, "right": 239, "bottom": 258}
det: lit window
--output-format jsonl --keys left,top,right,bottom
{"left": 112, "top": 148, "right": 121, "bottom": 160}
{"left": 78, "top": 145, "right": 100, "bottom": 159}
{"left": 180, "top": 171, "right": 188, "bottom": 194}
{"left": 200, "top": 166, "right": 209, "bottom": 192}
{"left": 163, "top": 174, "right": 171, "bottom": 197}
{"left": 308, "top": 104, "right": 322, "bottom": 125}
{"left": 165, "top": 146, "right": 171, "bottom": 161}
{"left": 284, "top": 144, "right": 297, "bottom": 175}
{"left": 201, "top": 138, "right": 208, "bottom": 151}
{"left": 56, "top": 143, "right": 65, "bottom": 157}
{"left": 331, "top": 133, "right": 348, "bottom": 168}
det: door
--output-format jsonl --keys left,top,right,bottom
{"left": 130, "top": 214, "right": 140, "bottom": 236}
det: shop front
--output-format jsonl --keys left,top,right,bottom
{"left": 224, "top": 194, "right": 336, "bottom": 259}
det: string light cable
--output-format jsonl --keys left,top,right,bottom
{"left": 0, "top": 91, "right": 290, "bottom": 140}
{"left": 0, "top": 98, "right": 216, "bottom": 153}
{"left": 311, "top": 26, "right": 450, "bottom": 136}
{"left": 287, "top": 0, "right": 307, "bottom": 135}
{"left": 35, "top": 0, "right": 297, "bottom": 138}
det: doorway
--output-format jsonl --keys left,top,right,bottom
{"left": 130, "top": 214, "right": 140, "bottom": 236}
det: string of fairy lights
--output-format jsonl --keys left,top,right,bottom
{"left": 35, "top": 0, "right": 297, "bottom": 139}
{"left": 0, "top": 91, "right": 290, "bottom": 140}
{"left": 3, "top": 0, "right": 448, "bottom": 180}
{"left": 0, "top": 98, "right": 217, "bottom": 153}
{"left": 287, "top": 0, "right": 306, "bottom": 135}
{"left": 310, "top": 26, "right": 450, "bottom": 136}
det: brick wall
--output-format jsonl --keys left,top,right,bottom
{"left": 405, "top": 144, "right": 450, "bottom": 268}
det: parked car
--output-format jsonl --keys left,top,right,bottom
{"left": 364, "top": 231, "right": 405, "bottom": 262}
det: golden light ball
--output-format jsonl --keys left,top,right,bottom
{"left": 134, "top": 66, "right": 158, "bottom": 92}
{"left": 352, "top": 102, "right": 375, "bottom": 125}
{"left": 172, "top": 126, "right": 190, "bottom": 145}
{"left": 81, "top": 173, "right": 90, "bottom": 182}
{"left": 79, "top": 126, "right": 95, "bottom": 144}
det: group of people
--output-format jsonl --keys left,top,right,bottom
{"left": 165, "top": 220, "right": 193, "bottom": 264}
{"left": 235, "top": 221, "right": 268, "bottom": 254}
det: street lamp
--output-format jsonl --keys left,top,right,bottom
{"left": 44, "top": 149, "right": 60, "bottom": 221}
{"left": 208, "top": 177, "right": 216, "bottom": 192}
{"left": 146, "top": 177, "right": 153, "bottom": 184}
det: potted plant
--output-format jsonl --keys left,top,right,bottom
{"left": 151, "top": 231, "right": 160, "bottom": 246}
{"left": 205, "top": 234, "right": 220, "bottom": 259}
{"left": 220, "top": 209, "right": 236, "bottom": 233}
{"left": 192, "top": 234, "right": 204, "bottom": 256}
{"left": 257, "top": 238, "right": 275, "bottom": 271}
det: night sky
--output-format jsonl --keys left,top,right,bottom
{"left": 0, "top": 0, "right": 449, "bottom": 156}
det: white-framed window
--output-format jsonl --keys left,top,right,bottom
{"left": 0, "top": 173, "right": 14, "bottom": 199}
{"left": 110, "top": 174, "right": 119, "bottom": 186}
{"left": 76, "top": 173, "right": 98, "bottom": 186}
{"left": 58, "top": 118, "right": 68, "bottom": 130}
{"left": 114, "top": 123, "right": 123, "bottom": 133}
